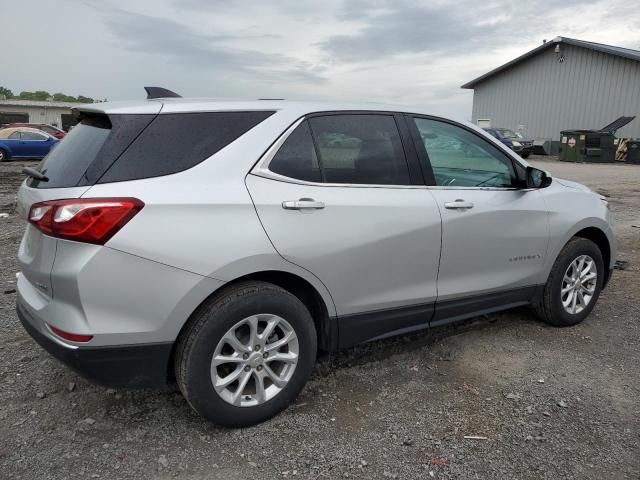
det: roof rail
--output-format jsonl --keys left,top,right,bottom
{"left": 144, "top": 87, "right": 181, "bottom": 99}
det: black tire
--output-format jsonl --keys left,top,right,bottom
{"left": 534, "top": 237, "right": 604, "bottom": 327}
{"left": 0, "top": 149, "right": 8, "bottom": 162}
{"left": 175, "top": 281, "right": 317, "bottom": 427}
{"left": 521, "top": 152, "right": 530, "bottom": 159}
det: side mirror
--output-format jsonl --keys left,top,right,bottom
{"left": 526, "top": 166, "right": 552, "bottom": 188}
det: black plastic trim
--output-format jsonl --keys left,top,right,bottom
{"left": 334, "top": 286, "right": 542, "bottom": 350}
{"left": 337, "top": 303, "right": 434, "bottom": 349}
{"left": 430, "top": 286, "right": 539, "bottom": 327}
{"left": 17, "top": 303, "right": 172, "bottom": 388}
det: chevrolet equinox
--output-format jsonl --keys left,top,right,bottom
{"left": 16, "top": 88, "right": 615, "bottom": 427}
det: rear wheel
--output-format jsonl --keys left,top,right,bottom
{"left": 534, "top": 237, "right": 604, "bottom": 326}
{"left": 175, "top": 281, "right": 317, "bottom": 427}
{"left": 0, "top": 149, "right": 8, "bottom": 162}
{"left": 521, "top": 152, "right": 530, "bottom": 159}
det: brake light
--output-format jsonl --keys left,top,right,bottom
{"left": 28, "top": 198, "right": 144, "bottom": 245}
{"left": 48, "top": 325, "right": 93, "bottom": 343}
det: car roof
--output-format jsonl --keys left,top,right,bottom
{"left": 0, "top": 127, "right": 51, "bottom": 139}
{"left": 75, "top": 98, "right": 441, "bottom": 117}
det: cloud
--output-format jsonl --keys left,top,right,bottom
{"left": 103, "top": 7, "right": 326, "bottom": 83}
{"left": 319, "top": 0, "right": 597, "bottom": 62}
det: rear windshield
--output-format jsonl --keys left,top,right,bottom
{"left": 30, "top": 111, "right": 275, "bottom": 188}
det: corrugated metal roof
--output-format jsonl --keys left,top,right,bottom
{"left": 461, "top": 36, "right": 640, "bottom": 89}
{"left": 0, "top": 99, "right": 88, "bottom": 108}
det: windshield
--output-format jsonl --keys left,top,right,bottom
{"left": 496, "top": 128, "right": 522, "bottom": 139}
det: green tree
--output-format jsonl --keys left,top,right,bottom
{"left": 0, "top": 86, "right": 14, "bottom": 99}
{"left": 15, "top": 89, "right": 95, "bottom": 103}
{"left": 76, "top": 95, "right": 95, "bottom": 103}
{"left": 33, "top": 90, "right": 51, "bottom": 101}
{"left": 53, "top": 92, "right": 77, "bottom": 102}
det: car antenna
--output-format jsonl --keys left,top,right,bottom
{"left": 144, "top": 87, "right": 182, "bottom": 99}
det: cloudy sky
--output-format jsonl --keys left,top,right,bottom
{"left": 2, "top": 0, "right": 639, "bottom": 119}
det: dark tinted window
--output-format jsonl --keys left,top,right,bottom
{"left": 413, "top": 117, "right": 516, "bottom": 188}
{"left": 269, "top": 121, "right": 321, "bottom": 182}
{"left": 31, "top": 111, "right": 274, "bottom": 188}
{"left": 99, "top": 111, "right": 274, "bottom": 183}
{"left": 32, "top": 116, "right": 114, "bottom": 188}
{"left": 309, "top": 114, "right": 410, "bottom": 185}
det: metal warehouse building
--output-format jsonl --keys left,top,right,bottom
{"left": 462, "top": 37, "right": 640, "bottom": 149}
{"left": 0, "top": 99, "right": 84, "bottom": 131}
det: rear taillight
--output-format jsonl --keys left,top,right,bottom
{"left": 28, "top": 198, "right": 144, "bottom": 245}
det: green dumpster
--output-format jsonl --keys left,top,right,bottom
{"left": 559, "top": 130, "right": 616, "bottom": 163}
{"left": 558, "top": 116, "right": 635, "bottom": 163}
{"left": 627, "top": 140, "right": 640, "bottom": 164}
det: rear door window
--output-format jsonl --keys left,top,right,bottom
{"left": 308, "top": 114, "right": 410, "bottom": 185}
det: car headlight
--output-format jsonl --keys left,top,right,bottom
{"left": 512, "top": 141, "right": 522, "bottom": 147}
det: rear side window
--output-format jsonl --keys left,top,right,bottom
{"left": 31, "top": 111, "right": 274, "bottom": 188}
{"left": 269, "top": 121, "right": 321, "bottom": 183}
{"left": 99, "top": 111, "right": 274, "bottom": 183}
{"left": 267, "top": 114, "right": 411, "bottom": 185}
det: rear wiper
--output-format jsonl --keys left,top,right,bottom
{"left": 22, "top": 167, "right": 49, "bottom": 182}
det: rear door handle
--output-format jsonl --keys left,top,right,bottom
{"left": 444, "top": 199, "right": 474, "bottom": 210}
{"left": 282, "top": 198, "right": 325, "bottom": 210}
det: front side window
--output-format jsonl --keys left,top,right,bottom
{"left": 8, "top": 131, "right": 20, "bottom": 139}
{"left": 413, "top": 117, "right": 516, "bottom": 188}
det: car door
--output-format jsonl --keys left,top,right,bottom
{"left": 407, "top": 116, "right": 550, "bottom": 325}
{"left": 4, "top": 131, "right": 23, "bottom": 156}
{"left": 247, "top": 113, "right": 442, "bottom": 347}
{"left": 20, "top": 130, "right": 50, "bottom": 157}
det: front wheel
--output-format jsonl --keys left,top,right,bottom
{"left": 0, "top": 149, "right": 8, "bottom": 162}
{"left": 521, "top": 152, "right": 530, "bottom": 159}
{"left": 534, "top": 237, "right": 604, "bottom": 326}
{"left": 175, "top": 281, "right": 317, "bottom": 427}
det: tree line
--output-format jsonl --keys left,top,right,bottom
{"left": 0, "top": 86, "right": 103, "bottom": 103}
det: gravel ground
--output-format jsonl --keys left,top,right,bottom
{"left": 1, "top": 157, "right": 639, "bottom": 479}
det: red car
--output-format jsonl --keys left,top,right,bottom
{"left": 2, "top": 123, "right": 66, "bottom": 139}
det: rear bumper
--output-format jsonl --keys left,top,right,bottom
{"left": 17, "top": 301, "right": 172, "bottom": 388}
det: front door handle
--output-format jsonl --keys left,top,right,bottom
{"left": 444, "top": 199, "right": 474, "bottom": 210}
{"left": 282, "top": 198, "right": 325, "bottom": 210}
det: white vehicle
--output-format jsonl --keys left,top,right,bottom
{"left": 16, "top": 88, "right": 615, "bottom": 427}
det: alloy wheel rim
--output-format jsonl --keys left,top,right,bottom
{"left": 561, "top": 254, "right": 597, "bottom": 315}
{"left": 211, "top": 314, "right": 299, "bottom": 407}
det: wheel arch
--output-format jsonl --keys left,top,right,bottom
{"left": 546, "top": 221, "right": 614, "bottom": 289}
{"left": 168, "top": 268, "right": 338, "bottom": 380}
{"left": 0, "top": 145, "right": 10, "bottom": 160}
{"left": 573, "top": 226, "right": 613, "bottom": 287}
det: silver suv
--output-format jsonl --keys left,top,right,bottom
{"left": 16, "top": 89, "right": 615, "bottom": 427}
